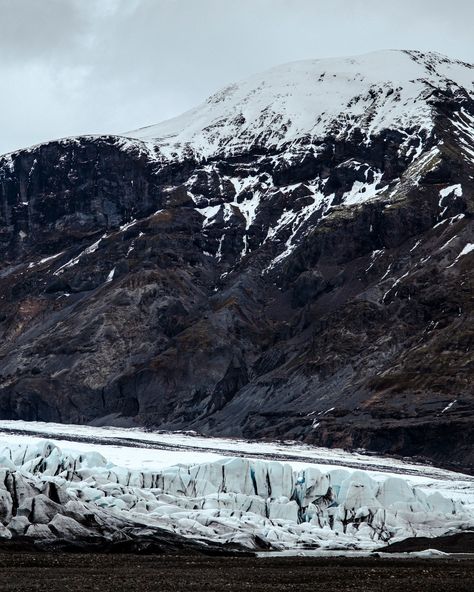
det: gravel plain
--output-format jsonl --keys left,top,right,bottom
{"left": 0, "top": 553, "right": 473, "bottom": 592}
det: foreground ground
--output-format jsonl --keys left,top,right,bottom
{"left": 0, "top": 553, "right": 472, "bottom": 592}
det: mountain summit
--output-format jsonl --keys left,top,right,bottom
{"left": 125, "top": 49, "right": 474, "bottom": 157}
{"left": 0, "top": 50, "right": 473, "bottom": 470}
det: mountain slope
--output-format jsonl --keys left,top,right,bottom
{"left": 0, "top": 50, "right": 473, "bottom": 470}
{"left": 127, "top": 49, "right": 474, "bottom": 159}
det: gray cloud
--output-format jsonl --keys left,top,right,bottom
{"left": 0, "top": 0, "right": 473, "bottom": 154}
{"left": 0, "top": 0, "right": 89, "bottom": 60}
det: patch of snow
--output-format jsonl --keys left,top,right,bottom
{"left": 458, "top": 243, "right": 474, "bottom": 257}
{"left": 54, "top": 234, "right": 106, "bottom": 275}
{"left": 27, "top": 251, "right": 65, "bottom": 269}
{"left": 382, "top": 270, "right": 411, "bottom": 302}
{"left": 447, "top": 242, "right": 474, "bottom": 267}
{"left": 342, "top": 172, "right": 387, "bottom": 205}
{"left": 439, "top": 235, "right": 457, "bottom": 251}
{"left": 197, "top": 204, "right": 221, "bottom": 227}
{"left": 118, "top": 218, "right": 138, "bottom": 232}
{"left": 449, "top": 214, "right": 465, "bottom": 224}
{"left": 265, "top": 188, "right": 332, "bottom": 270}
{"left": 438, "top": 184, "right": 463, "bottom": 217}
{"left": 439, "top": 184, "right": 463, "bottom": 199}
{"left": 365, "top": 249, "right": 384, "bottom": 272}
{"left": 380, "top": 263, "right": 393, "bottom": 281}
{"left": 441, "top": 400, "right": 457, "bottom": 414}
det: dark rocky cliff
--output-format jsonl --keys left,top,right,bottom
{"left": 0, "top": 51, "right": 473, "bottom": 470}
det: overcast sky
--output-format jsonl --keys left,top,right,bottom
{"left": 0, "top": 0, "right": 472, "bottom": 155}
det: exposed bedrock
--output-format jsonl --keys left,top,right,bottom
{"left": 0, "top": 50, "right": 473, "bottom": 470}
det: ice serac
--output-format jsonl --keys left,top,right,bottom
{"left": 0, "top": 440, "right": 472, "bottom": 552}
{"left": 0, "top": 50, "right": 473, "bottom": 469}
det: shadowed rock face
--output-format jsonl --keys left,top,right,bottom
{"left": 0, "top": 51, "right": 473, "bottom": 471}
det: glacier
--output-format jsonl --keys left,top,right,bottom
{"left": 0, "top": 431, "right": 472, "bottom": 553}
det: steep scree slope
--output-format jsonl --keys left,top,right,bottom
{"left": 0, "top": 50, "right": 473, "bottom": 469}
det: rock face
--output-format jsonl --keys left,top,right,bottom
{"left": 0, "top": 50, "right": 473, "bottom": 469}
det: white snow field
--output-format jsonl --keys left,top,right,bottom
{"left": 125, "top": 49, "right": 474, "bottom": 160}
{"left": 0, "top": 421, "right": 472, "bottom": 553}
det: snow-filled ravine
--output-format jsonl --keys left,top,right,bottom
{"left": 0, "top": 421, "right": 472, "bottom": 553}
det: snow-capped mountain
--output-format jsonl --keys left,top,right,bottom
{"left": 126, "top": 49, "right": 473, "bottom": 160}
{"left": 0, "top": 50, "right": 472, "bottom": 471}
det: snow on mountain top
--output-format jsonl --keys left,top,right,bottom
{"left": 126, "top": 50, "right": 474, "bottom": 160}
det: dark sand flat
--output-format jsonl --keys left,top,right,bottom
{"left": 0, "top": 553, "right": 472, "bottom": 592}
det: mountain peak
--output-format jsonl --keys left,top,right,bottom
{"left": 125, "top": 49, "right": 474, "bottom": 160}
{"left": 0, "top": 45, "right": 473, "bottom": 470}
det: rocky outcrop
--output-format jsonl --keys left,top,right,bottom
{"left": 382, "top": 532, "right": 474, "bottom": 554}
{"left": 0, "top": 50, "right": 473, "bottom": 469}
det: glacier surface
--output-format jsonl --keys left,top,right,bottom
{"left": 0, "top": 428, "right": 472, "bottom": 552}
